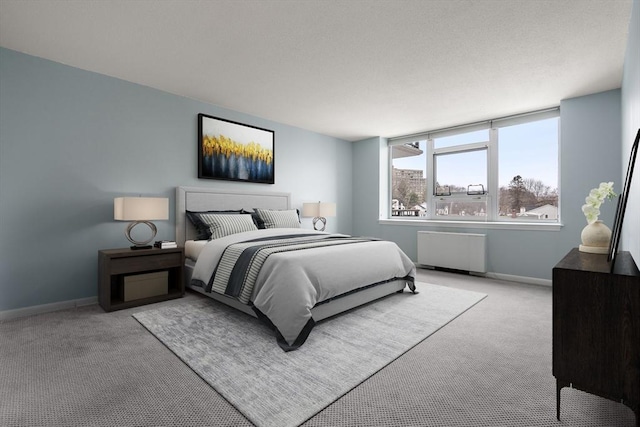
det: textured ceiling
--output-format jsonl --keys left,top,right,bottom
{"left": 0, "top": 0, "right": 633, "bottom": 141}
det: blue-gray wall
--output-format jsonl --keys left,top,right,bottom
{"left": 353, "top": 90, "right": 622, "bottom": 281}
{"left": 3, "top": 9, "right": 638, "bottom": 313}
{"left": 0, "top": 47, "right": 352, "bottom": 312}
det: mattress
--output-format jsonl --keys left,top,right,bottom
{"left": 185, "top": 239, "right": 207, "bottom": 261}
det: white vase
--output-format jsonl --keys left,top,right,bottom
{"left": 579, "top": 220, "right": 612, "bottom": 254}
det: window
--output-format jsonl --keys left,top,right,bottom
{"left": 391, "top": 141, "right": 427, "bottom": 217}
{"left": 497, "top": 118, "right": 559, "bottom": 221}
{"left": 388, "top": 109, "right": 559, "bottom": 223}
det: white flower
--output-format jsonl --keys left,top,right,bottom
{"left": 581, "top": 204, "right": 600, "bottom": 223}
{"left": 581, "top": 181, "right": 616, "bottom": 224}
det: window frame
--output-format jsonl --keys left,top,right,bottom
{"left": 428, "top": 133, "right": 492, "bottom": 221}
{"left": 387, "top": 109, "right": 560, "bottom": 226}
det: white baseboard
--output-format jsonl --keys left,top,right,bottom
{"left": 484, "top": 272, "right": 552, "bottom": 287}
{"left": 0, "top": 297, "right": 98, "bottom": 322}
{"left": 416, "top": 263, "right": 552, "bottom": 287}
{"left": 1, "top": 269, "right": 552, "bottom": 322}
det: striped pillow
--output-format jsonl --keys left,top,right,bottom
{"left": 186, "top": 210, "right": 246, "bottom": 240}
{"left": 196, "top": 213, "right": 258, "bottom": 239}
{"left": 254, "top": 209, "right": 301, "bottom": 229}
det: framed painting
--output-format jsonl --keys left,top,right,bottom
{"left": 607, "top": 128, "right": 639, "bottom": 271}
{"left": 198, "top": 113, "right": 275, "bottom": 184}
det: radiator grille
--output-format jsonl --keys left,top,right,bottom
{"left": 417, "top": 231, "right": 486, "bottom": 273}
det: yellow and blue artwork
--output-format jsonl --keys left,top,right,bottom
{"left": 198, "top": 114, "right": 274, "bottom": 184}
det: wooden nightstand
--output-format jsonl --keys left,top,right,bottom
{"left": 98, "top": 247, "right": 185, "bottom": 312}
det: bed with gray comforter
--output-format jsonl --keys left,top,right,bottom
{"left": 190, "top": 228, "right": 416, "bottom": 351}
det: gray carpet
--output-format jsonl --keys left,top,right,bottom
{"left": 132, "top": 283, "right": 486, "bottom": 427}
{"left": 0, "top": 268, "right": 637, "bottom": 426}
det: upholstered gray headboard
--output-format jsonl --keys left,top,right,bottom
{"left": 175, "top": 186, "right": 291, "bottom": 245}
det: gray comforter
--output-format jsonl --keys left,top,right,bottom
{"left": 191, "top": 228, "right": 416, "bottom": 350}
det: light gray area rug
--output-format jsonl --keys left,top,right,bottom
{"left": 133, "top": 282, "right": 486, "bottom": 427}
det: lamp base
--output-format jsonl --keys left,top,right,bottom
{"left": 130, "top": 245, "right": 153, "bottom": 250}
{"left": 312, "top": 217, "right": 327, "bottom": 232}
{"left": 125, "top": 221, "right": 158, "bottom": 248}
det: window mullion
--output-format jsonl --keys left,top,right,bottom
{"left": 488, "top": 128, "right": 499, "bottom": 221}
{"left": 426, "top": 138, "right": 434, "bottom": 219}
{"left": 387, "top": 146, "right": 393, "bottom": 218}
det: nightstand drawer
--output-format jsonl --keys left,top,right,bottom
{"left": 109, "top": 252, "right": 182, "bottom": 275}
{"left": 120, "top": 271, "right": 169, "bottom": 301}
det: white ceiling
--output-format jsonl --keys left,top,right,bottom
{"left": 0, "top": 0, "right": 633, "bottom": 141}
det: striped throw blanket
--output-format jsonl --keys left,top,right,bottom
{"left": 208, "top": 234, "right": 378, "bottom": 303}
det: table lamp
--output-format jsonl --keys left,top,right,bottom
{"left": 114, "top": 197, "right": 169, "bottom": 249}
{"left": 302, "top": 201, "right": 336, "bottom": 232}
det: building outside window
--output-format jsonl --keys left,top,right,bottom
{"left": 391, "top": 142, "right": 427, "bottom": 216}
{"left": 389, "top": 109, "right": 559, "bottom": 223}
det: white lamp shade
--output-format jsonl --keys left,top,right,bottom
{"left": 302, "top": 202, "right": 336, "bottom": 218}
{"left": 318, "top": 202, "right": 336, "bottom": 217}
{"left": 302, "top": 202, "right": 319, "bottom": 217}
{"left": 114, "top": 197, "right": 169, "bottom": 221}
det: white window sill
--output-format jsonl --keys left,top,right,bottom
{"left": 378, "top": 218, "right": 563, "bottom": 231}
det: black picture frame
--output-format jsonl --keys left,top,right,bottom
{"left": 198, "top": 113, "right": 275, "bottom": 184}
{"left": 607, "top": 128, "right": 639, "bottom": 272}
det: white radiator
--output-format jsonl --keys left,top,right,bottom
{"left": 417, "top": 231, "right": 486, "bottom": 273}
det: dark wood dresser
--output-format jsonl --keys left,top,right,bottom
{"left": 553, "top": 248, "right": 640, "bottom": 426}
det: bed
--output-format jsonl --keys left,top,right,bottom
{"left": 176, "top": 186, "right": 416, "bottom": 351}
